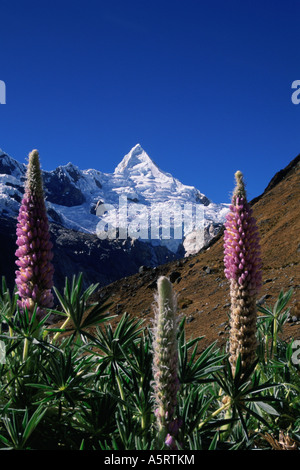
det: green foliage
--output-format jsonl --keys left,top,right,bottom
{"left": 177, "top": 318, "right": 226, "bottom": 384}
{"left": 257, "top": 288, "right": 293, "bottom": 360}
{"left": 0, "top": 405, "right": 46, "bottom": 450}
{"left": 0, "top": 276, "right": 299, "bottom": 450}
{"left": 49, "top": 273, "right": 114, "bottom": 342}
{"left": 0, "top": 276, "right": 18, "bottom": 322}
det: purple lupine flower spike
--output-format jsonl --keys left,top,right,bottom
{"left": 152, "top": 276, "right": 181, "bottom": 448}
{"left": 15, "top": 149, "right": 54, "bottom": 319}
{"left": 224, "top": 171, "right": 262, "bottom": 373}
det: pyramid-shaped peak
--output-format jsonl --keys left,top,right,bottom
{"left": 114, "top": 144, "right": 158, "bottom": 175}
{"left": 130, "top": 143, "right": 144, "bottom": 154}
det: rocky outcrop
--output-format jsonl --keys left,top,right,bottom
{"left": 0, "top": 216, "right": 179, "bottom": 292}
{"left": 0, "top": 151, "right": 25, "bottom": 177}
{"left": 183, "top": 221, "right": 223, "bottom": 256}
{"left": 43, "top": 166, "right": 86, "bottom": 207}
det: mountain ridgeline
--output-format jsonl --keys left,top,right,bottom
{"left": 0, "top": 144, "right": 228, "bottom": 291}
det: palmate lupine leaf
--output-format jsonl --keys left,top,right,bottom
{"left": 257, "top": 288, "right": 293, "bottom": 327}
{"left": 27, "top": 348, "right": 94, "bottom": 408}
{"left": 179, "top": 384, "right": 214, "bottom": 434}
{"left": 92, "top": 313, "right": 144, "bottom": 359}
{"left": 50, "top": 273, "right": 113, "bottom": 341}
{"left": 117, "top": 337, "right": 154, "bottom": 433}
{"left": 0, "top": 276, "right": 18, "bottom": 320}
{"left": 213, "top": 356, "right": 281, "bottom": 440}
{"left": 3, "top": 304, "right": 51, "bottom": 340}
{"left": 118, "top": 330, "right": 152, "bottom": 376}
{"left": 177, "top": 318, "right": 225, "bottom": 384}
{"left": 257, "top": 288, "right": 293, "bottom": 358}
{"left": 74, "top": 391, "right": 118, "bottom": 438}
{"left": 0, "top": 404, "right": 46, "bottom": 450}
{"left": 91, "top": 313, "right": 144, "bottom": 386}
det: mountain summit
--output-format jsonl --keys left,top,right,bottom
{"left": 114, "top": 144, "right": 160, "bottom": 176}
{"left": 113, "top": 144, "right": 179, "bottom": 192}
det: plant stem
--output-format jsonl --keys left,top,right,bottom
{"left": 141, "top": 412, "right": 146, "bottom": 431}
{"left": 22, "top": 337, "right": 30, "bottom": 362}
{"left": 272, "top": 317, "right": 278, "bottom": 358}
{"left": 51, "top": 316, "right": 71, "bottom": 343}
{"left": 198, "top": 401, "right": 231, "bottom": 430}
{"left": 116, "top": 374, "right": 125, "bottom": 403}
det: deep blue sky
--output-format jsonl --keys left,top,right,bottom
{"left": 1, "top": 0, "right": 300, "bottom": 203}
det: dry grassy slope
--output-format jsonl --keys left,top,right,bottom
{"left": 92, "top": 155, "right": 300, "bottom": 351}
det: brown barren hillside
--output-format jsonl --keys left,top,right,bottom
{"left": 89, "top": 155, "right": 300, "bottom": 351}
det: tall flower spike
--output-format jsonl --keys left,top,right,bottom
{"left": 15, "top": 149, "right": 54, "bottom": 319}
{"left": 152, "top": 276, "right": 180, "bottom": 448}
{"left": 224, "top": 171, "right": 262, "bottom": 373}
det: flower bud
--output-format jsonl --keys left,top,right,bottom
{"left": 224, "top": 171, "right": 262, "bottom": 372}
{"left": 15, "top": 150, "right": 54, "bottom": 319}
{"left": 152, "top": 276, "right": 180, "bottom": 447}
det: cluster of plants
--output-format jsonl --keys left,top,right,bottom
{"left": 0, "top": 150, "right": 299, "bottom": 450}
{"left": 0, "top": 275, "right": 299, "bottom": 450}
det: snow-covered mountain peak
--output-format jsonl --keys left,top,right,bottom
{"left": 0, "top": 149, "right": 26, "bottom": 178}
{"left": 114, "top": 144, "right": 162, "bottom": 178}
{"left": 0, "top": 144, "right": 229, "bottom": 256}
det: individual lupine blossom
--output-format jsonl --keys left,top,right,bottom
{"left": 152, "top": 276, "right": 181, "bottom": 448}
{"left": 15, "top": 149, "right": 54, "bottom": 319}
{"left": 224, "top": 171, "right": 262, "bottom": 373}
